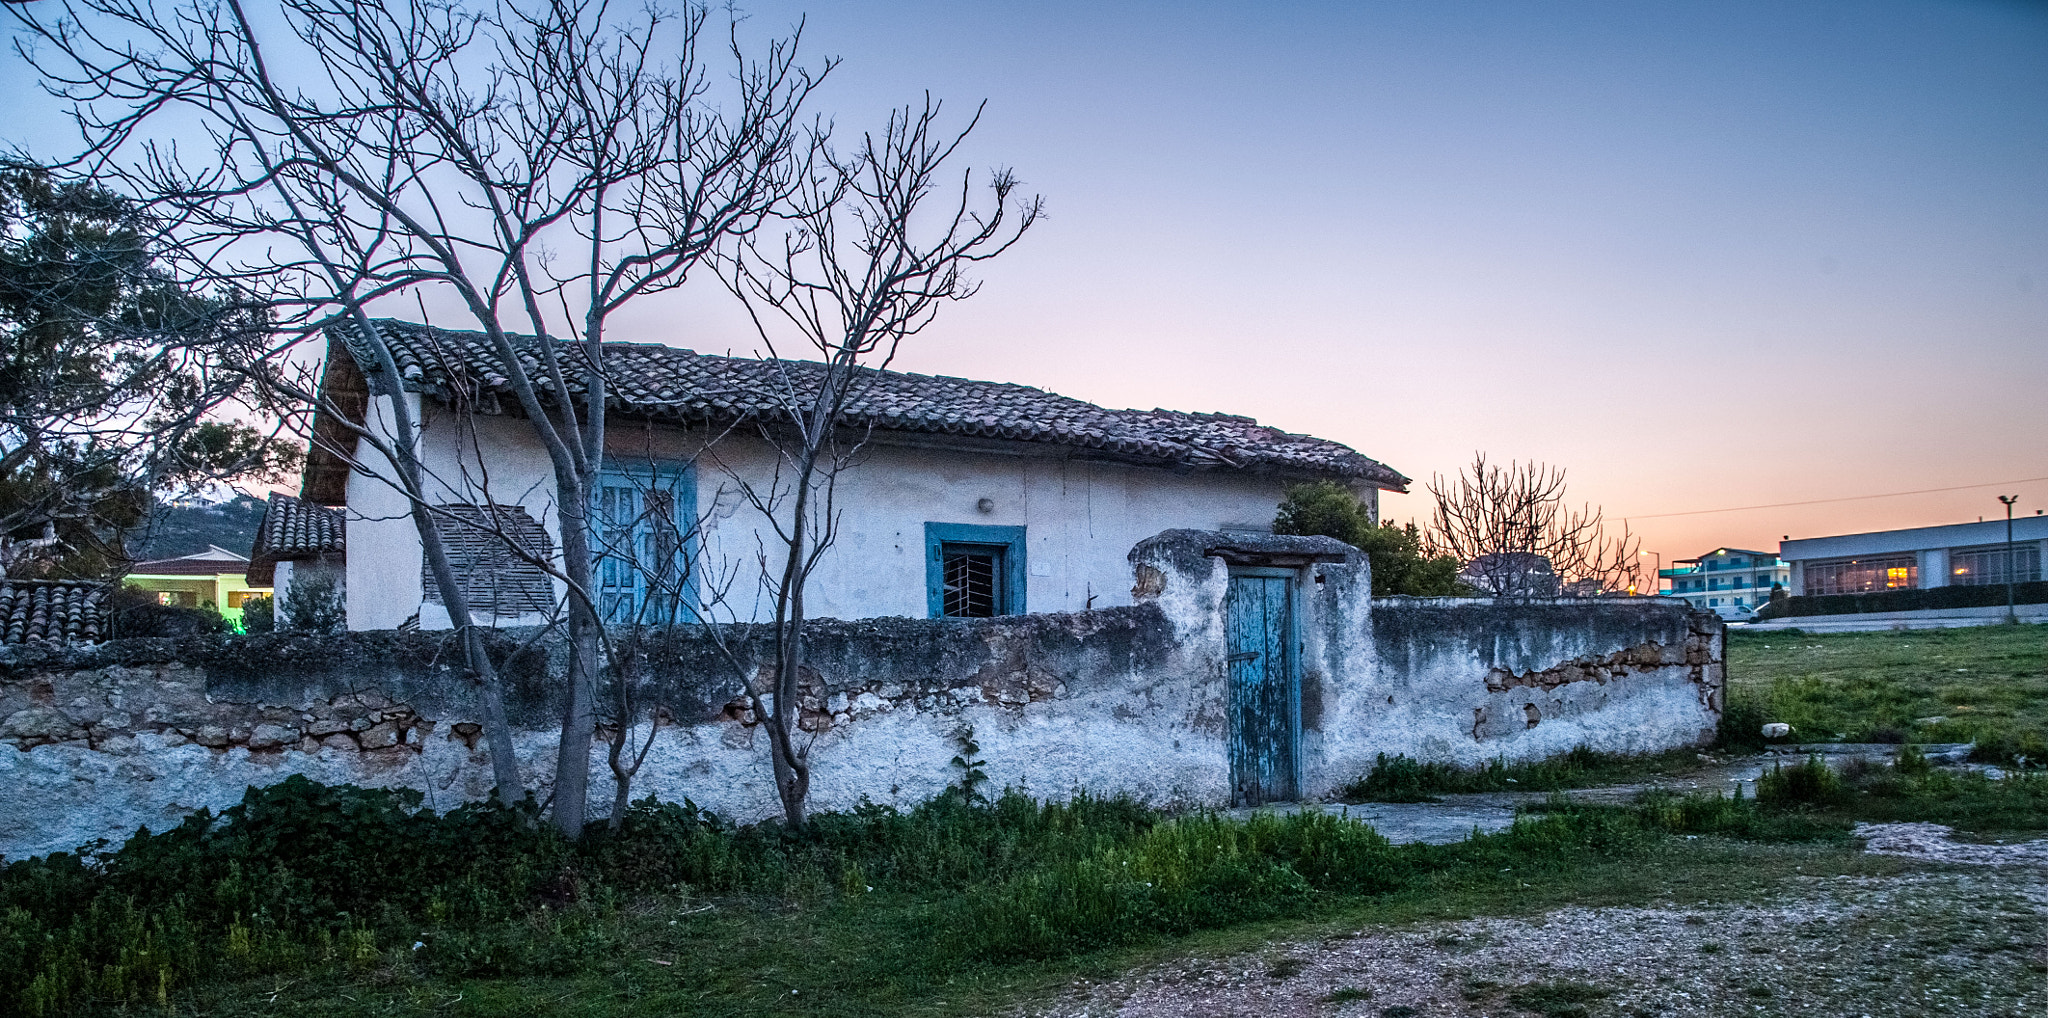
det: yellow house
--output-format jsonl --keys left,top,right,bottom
{"left": 126, "top": 545, "right": 270, "bottom": 629}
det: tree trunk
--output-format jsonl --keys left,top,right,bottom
{"left": 551, "top": 474, "right": 601, "bottom": 838}
{"left": 359, "top": 327, "right": 525, "bottom": 806}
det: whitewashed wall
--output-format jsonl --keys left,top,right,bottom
{"left": 343, "top": 390, "right": 1385, "bottom": 628}
{"left": 1, "top": 532, "right": 1725, "bottom": 860}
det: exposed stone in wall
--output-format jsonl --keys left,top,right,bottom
{"left": 3, "top": 558, "right": 1726, "bottom": 861}
{"left": 0, "top": 661, "right": 441, "bottom": 758}
{"left": 1480, "top": 636, "right": 1703, "bottom": 692}
{"left": 1370, "top": 597, "right": 1726, "bottom": 753}
{"left": 0, "top": 607, "right": 1173, "bottom": 763}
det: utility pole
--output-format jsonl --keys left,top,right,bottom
{"left": 1998, "top": 495, "right": 2019, "bottom": 623}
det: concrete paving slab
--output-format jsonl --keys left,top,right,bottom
{"left": 1223, "top": 752, "right": 2001, "bottom": 845}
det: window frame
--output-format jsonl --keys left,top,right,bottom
{"left": 590, "top": 458, "right": 698, "bottom": 626}
{"left": 1802, "top": 554, "right": 1919, "bottom": 596}
{"left": 1949, "top": 543, "right": 2042, "bottom": 587}
{"left": 925, "top": 522, "right": 1027, "bottom": 618}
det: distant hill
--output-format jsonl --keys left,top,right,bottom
{"left": 127, "top": 494, "right": 269, "bottom": 563}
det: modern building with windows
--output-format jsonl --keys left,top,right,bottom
{"left": 1780, "top": 515, "right": 2048, "bottom": 596}
{"left": 1658, "top": 547, "right": 1790, "bottom": 617}
{"left": 126, "top": 545, "right": 268, "bottom": 628}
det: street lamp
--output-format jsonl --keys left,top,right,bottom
{"left": 1998, "top": 495, "right": 2019, "bottom": 622}
{"left": 1640, "top": 550, "right": 1661, "bottom": 595}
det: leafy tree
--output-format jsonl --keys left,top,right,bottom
{"left": 0, "top": 161, "right": 295, "bottom": 579}
{"left": 278, "top": 571, "right": 346, "bottom": 633}
{"left": 240, "top": 592, "right": 275, "bottom": 633}
{"left": 1273, "top": 481, "right": 1465, "bottom": 596}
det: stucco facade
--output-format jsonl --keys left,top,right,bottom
{"left": 343, "top": 390, "right": 1382, "bottom": 629}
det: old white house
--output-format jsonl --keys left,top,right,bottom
{"left": 301, "top": 321, "right": 1409, "bottom": 629}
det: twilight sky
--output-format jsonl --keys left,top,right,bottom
{"left": 8, "top": 1, "right": 2047, "bottom": 570}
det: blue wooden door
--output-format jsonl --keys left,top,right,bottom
{"left": 1225, "top": 571, "right": 1299, "bottom": 805}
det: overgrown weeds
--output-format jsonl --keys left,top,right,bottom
{"left": 8, "top": 742, "right": 2042, "bottom": 1015}
{"left": 0, "top": 773, "right": 1729, "bottom": 1017}
{"left": 1341, "top": 746, "right": 1698, "bottom": 802}
{"left": 0, "top": 778, "right": 1154, "bottom": 1015}
{"left": 1552, "top": 751, "right": 2048, "bottom": 844}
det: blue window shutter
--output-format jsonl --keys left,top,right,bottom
{"left": 590, "top": 459, "right": 697, "bottom": 624}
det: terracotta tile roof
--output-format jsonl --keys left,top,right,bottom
{"left": 0, "top": 580, "right": 107, "bottom": 644}
{"left": 338, "top": 320, "right": 1409, "bottom": 489}
{"left": 247, "top": 493, "right": 346, "bottom": 586}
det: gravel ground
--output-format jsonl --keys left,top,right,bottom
{"left": 1025, "top": 828, "right": 2048, "bottom": 1018}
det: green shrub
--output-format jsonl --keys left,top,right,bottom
{"left": 954, "top": 810, "right": 1404, "bottom": 959}
{"left": 279, "top": 571, "right": 346, "bottom": 632}
{"left": 1757, "top": 757, "right": 1847, "bottom": 808}
{"left": 1273, "top": 481, "right": 1465, "bottom": 596}
{"left": 1343, "top": 747, "right": 1696, "bottom": 801}
{"left": 1970, "top": 731, "right": 2048, "bottom": 768}
{"left": 1843, "top": 766, "right": 2048, "bottom": 832}
{"left": 239, "top": 594, "right": 273, "bottom": 633}
{"left": 1346, "top": 753, "right": 1454, "bottom": 802}
{"left": 1621, "top": 787, "right": 1849, "bottom": 842}
{"left": 1715, "top": 696, "right": 1768, "bottom": 751}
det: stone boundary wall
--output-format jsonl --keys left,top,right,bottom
{"left": 1, "top": 536, "right": 1724, "bottom": 861}
{"left": 1366, "top": 597, "right": 1723, "bottom": 766}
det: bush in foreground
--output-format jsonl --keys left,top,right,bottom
{"left": 7, "top": 756, "right": 2038, "bottom": 1016}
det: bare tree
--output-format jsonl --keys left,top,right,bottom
{"left": 1425, "top": 452, "right": 1643, "bottom": 597}
{"left": 695, "top": 97, "right": 1042, "bottom": 828}
{"left": 10, "top": 0, "right": 825, "bottom": 834}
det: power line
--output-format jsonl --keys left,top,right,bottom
{"left": 1622, "top": 476, "right": 2048, "bottom": 521}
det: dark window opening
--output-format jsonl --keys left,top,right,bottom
{"left": 941, "top": 543, "right": 1005, "bottom": 617}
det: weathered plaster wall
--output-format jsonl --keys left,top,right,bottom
{"left": 341, "top": 390, "right": 1360, "bottom": 628}
{"left": 1367, "top": 597, "right": 1723, "bottom": 765}
{"left": 0, "top": 609, "right": 1225, "bottom": 860}
{"left": 3, "top": 534, "right": 1723, "bottom": 861}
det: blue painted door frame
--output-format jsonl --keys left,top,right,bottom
{"left": 1224, "top": 566, "right": 1301, "bottom": 805}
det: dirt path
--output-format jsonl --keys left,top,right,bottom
{"left": 1024, "top": 830, "right": 2048, "bottom": 1018}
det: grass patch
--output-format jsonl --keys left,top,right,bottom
{"left": 1558, "top": 754, "right": 2048, "bottom": 842}
{"left": 0, "top": 770, "right": 1912, "bottom": 1018}
{"left": 1341, "top": 746, "right": 1703, "bottom": 802}
{"left": 1725, "top": 625, "right": 2048, "bottom": 757}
